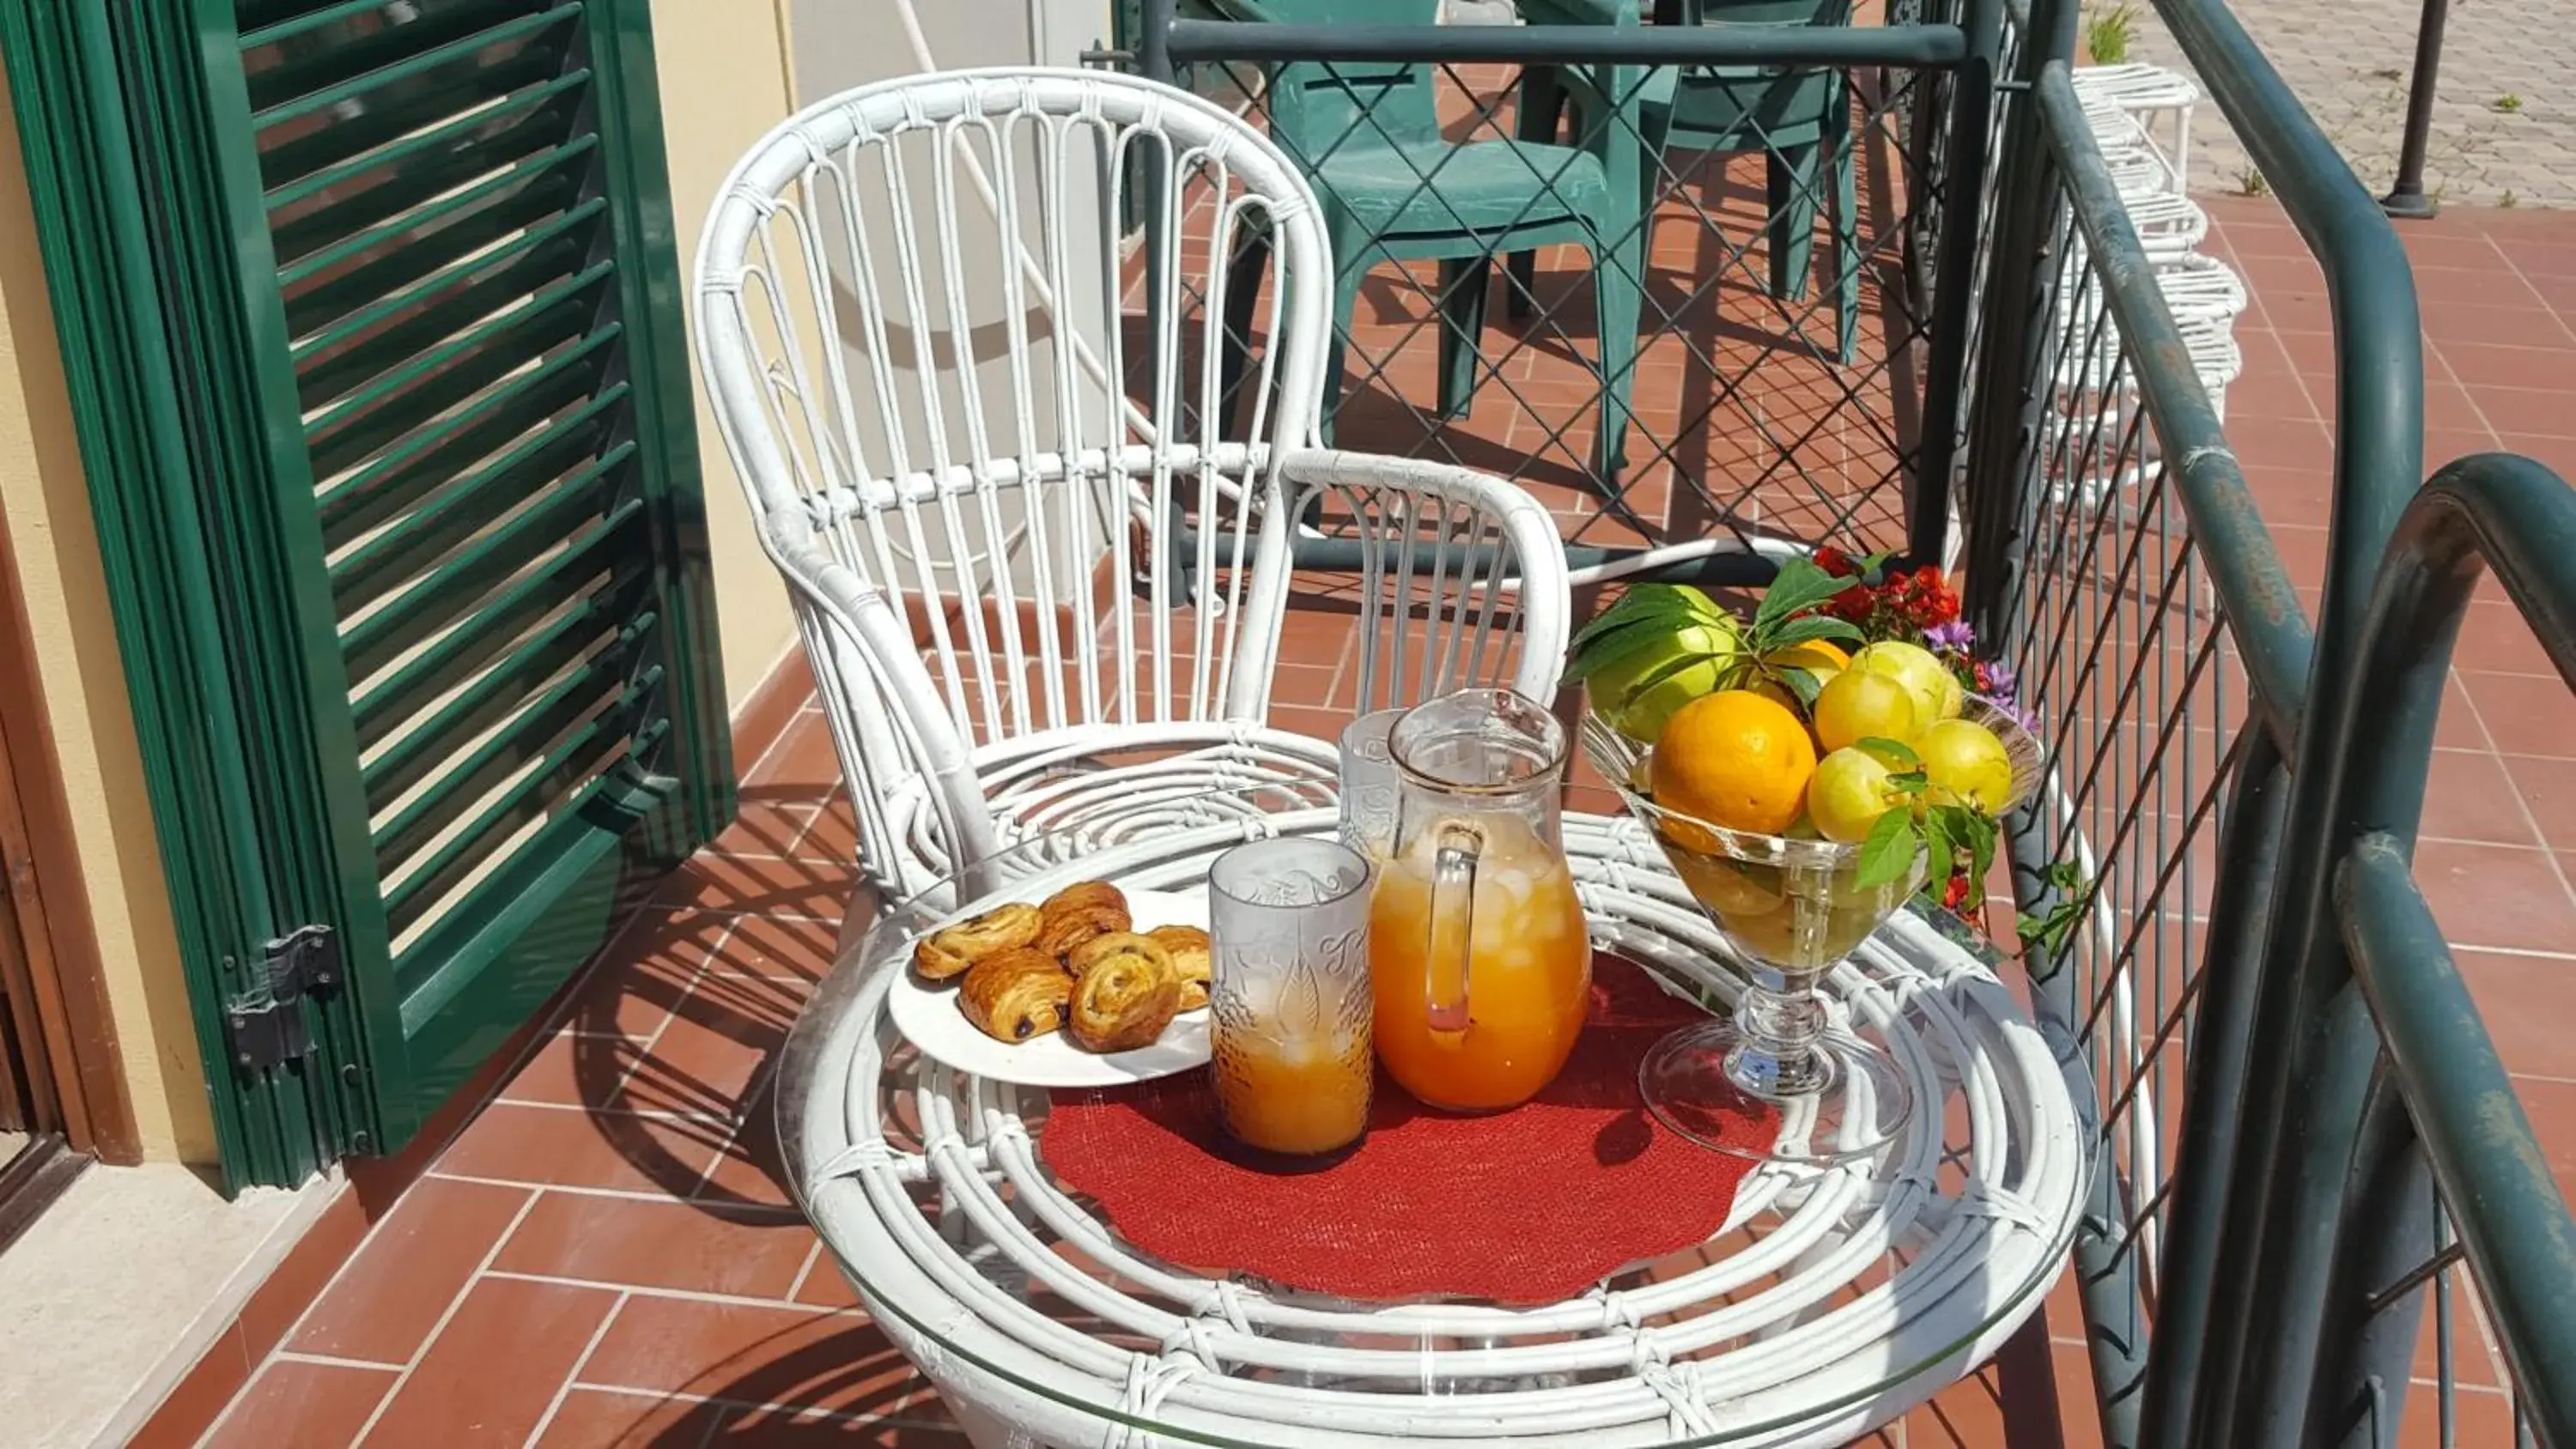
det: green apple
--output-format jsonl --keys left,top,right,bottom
{"left": 1589, "top": 616, "right": 1747, "bottom": 740}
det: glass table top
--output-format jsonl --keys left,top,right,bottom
{"left": 777, "top": 774, "right": 2088, "bottom": 1447}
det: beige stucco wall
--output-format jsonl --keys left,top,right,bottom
{"left": 653, "top": 0, "right": 803, "bottom": 712}
{"left": 0, "top": 67, "right": 216, "bottom": 1165}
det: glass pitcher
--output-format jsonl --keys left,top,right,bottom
{"left": 1368, "top": 690, "right": 1593, "bottom": 1112}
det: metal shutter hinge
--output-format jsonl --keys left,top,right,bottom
{"left": 224, "top": 925, "right": 342, "bottom": 1071}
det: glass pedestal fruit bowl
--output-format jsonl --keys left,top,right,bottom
{"left": 1580, "top": 699, "right": 2044, "bottom": 1166}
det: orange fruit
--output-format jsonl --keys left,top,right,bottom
{"left": 1649, "top": 689, "right": 1820, "bottom": 839}
{"left": 1765, "top": 639, "right": 1850, "bottom": 681}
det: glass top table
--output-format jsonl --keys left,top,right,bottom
{"left": 778, "top": 769, "right": 2090, "bottom": 1448}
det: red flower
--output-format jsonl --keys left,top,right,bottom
{"left": 1942, "top": 874, "right": 1971, "bottom": 912}
{"left": 1814, "top": 545, "right": 1856, "bottom": 576}
{"left": 1898, "top": 567, "right": 1959, "bottom": 626}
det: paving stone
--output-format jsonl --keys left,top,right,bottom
{"left": 2114, "top": 0, "right": 2576, "bottom": 209}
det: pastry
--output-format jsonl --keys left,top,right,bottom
{"left": 1066, "top": 942, "right": 1181, "bottom": 1052}
{"left": 1145, "top": 925, "right": 1212, "bottom": 1010}
{"left": 958, "top": 949, "right": 1073, "bottom": 1042}
{"left": 912, "top": 901, "right": 1042, "bottom": 980}
{"left": 1042, "top": 880, "right": 1130, "bottom": 920}
{"left": 1067, "top": 931, "right": 1174, "bottom": 978}
{"left": 1036, "top": 902, "right": 1129, "bottom": 960}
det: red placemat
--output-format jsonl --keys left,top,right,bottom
{"left": 1042, "top": 957, "right": 1778, "bottom": 1305}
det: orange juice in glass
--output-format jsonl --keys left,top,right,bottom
{"left": 1206, "top": 838, "right": 1375, "bottom": 1158}
{"left": 1370, "top": 691, "right": 1592, "bottom": 1112}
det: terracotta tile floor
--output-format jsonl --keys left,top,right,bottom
{"left": 179, "top": 194, "right": 2576, "bottom": 1447}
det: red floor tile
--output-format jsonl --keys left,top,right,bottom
{"left": 361, "top": 1277, "right": 620, "bottom": 1446}
{"left": 653, "top": 852, "right": 858, "bottom": 920}
{"left": 704, "top": 1408, "right": 970, "bottom": 1445}
{"left": 492, "top": 1192, "right": 814, "bottom": 1300}
{"left": 706, "top": 912, "right": 841, "bottom": 984}
{"left": 289, "top": 1176, "right": 533, "bottom": 1365}
{"left": 2463, "top": 385, "right": 2576, "bottom": 440}
{"left": 435, "top": 1103, "right": 736, "bottom": 1198}
{"left": 204, "top": 1361, "right": 398, "bottom": 1449}
{"left": 2504, "top": 754, "right": 2576, "bottom": 852}
{"left": 534, "top": 1388, "right": 723, "bottom": 1448}
{"left": 2462, "top": 670, "right": 2576, "bottom": 757}
{"left": 2455, "top": 949, "right": 2576, "bottom": 1081}
{"left": 573, "top": 1297, "right": 918, "bottom": 1419}
{"left": 707, "top": 797, "right": 823, "bottom": 861}
{"left": 2410, "top": 840, "right": 2576, "bottom": 954}
{"left": 2421, "top": 748, "right": 2546, "bottom": 846}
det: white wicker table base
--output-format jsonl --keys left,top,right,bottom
{"left": 787, "top": 785, "right": 2093, "bottom": 1449}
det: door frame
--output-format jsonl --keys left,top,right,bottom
{"left": 0, "top": 501, "right": 138, "bottom": 1167}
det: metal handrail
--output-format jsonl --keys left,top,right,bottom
{"left": 2325, "top": 453, "right": 2576, "bottom": 1444}
{"left": 2026, "top": 62, "right": 2313, "bottom": 746}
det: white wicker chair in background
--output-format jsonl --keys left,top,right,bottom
{"left": 695, "top": 68, "right": 1571, "bottom": 901}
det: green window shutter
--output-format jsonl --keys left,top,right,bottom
{"left": 2, "top": 0, "right": 734, "bottom": 1189}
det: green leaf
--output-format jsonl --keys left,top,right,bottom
{"left": 1921, "top": 806, "right": 1956, "bottom": 882}
{"left": 1951, "top": 806, "right": 1998, "bottom": 890}
{"left": 1777, "top": 665, "right": 1825, "bottom": 706}
{"left": 1568, "top": 596, "right": 1705, "bottom": 655}
{"left": 1883, "top": 768, "right": 1929, "bottom": 796}
{"left": 1753, "top": 557, "right": 1854, "bottom": 634}
{"left": 1764, "top": 614, "right": 1867, "bottom": 648}
{"left": 1564, "top": 620, "right": 1726, "bottom": 687}
{"left": 1856, "top": 737, "right": 1922, "bottom": 771}
{"left": 1854, "top": 807, "right": 1921, "bottom": 889}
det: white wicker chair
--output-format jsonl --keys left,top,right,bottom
{"left": 695, "top": 68, "right": 1571, "bottom": 901}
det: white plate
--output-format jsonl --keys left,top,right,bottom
{"left": 886, "top": 888, "right": 1212, "bottom": 1088}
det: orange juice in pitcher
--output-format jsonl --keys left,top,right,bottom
{"left": 1369, "top": 691, "right": 1592, "bottom": 1112}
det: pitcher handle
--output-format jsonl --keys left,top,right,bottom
{"left": 1424, "top": 822, "right": 1481, "bottom": 1034}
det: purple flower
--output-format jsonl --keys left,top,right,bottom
{"left": 1924, "top": 621, "right": 1975, "bottom": 652}
{"left": 1982, "top": 659, "right": 2018, "bottom": 700}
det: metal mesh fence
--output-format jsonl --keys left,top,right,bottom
{"left": 1125, "top": 6, "right": 1989, "bottom": 579}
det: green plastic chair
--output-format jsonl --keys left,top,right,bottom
{"left": 1516, "top": 0, "right": 1859, "bottom": 363}
{"left": 1210, "top": 0, "right": 1649, "bottom": 480}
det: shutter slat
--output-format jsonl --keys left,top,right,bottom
{"left": 372, "top": 627, "right": 654, "bottom": 877}
{"left": 254, "top": 6, "right": 579, "bottom": 130}
{"left": 279, "top": 132, "right": 594, "bottom": 300}
{"left": 340, "top": 449, "right": 636, "bottom": 682}
{"left": 328, "top": 379, "right": 628, "bottom": 611}
{"left": 362, "top": 592, "right": 648, "bottom": 811}
{"left": 292, "top": 189, "right": 608, "bottom": 362}
{"left": 265, "top": 68, "right": 589, "bottom": 213}
{"left": 346, "top": 502, "right": 645, "bottom": 747}
{"left": 303, "top": 273, "right": 606, "bottom": 472}
{"left": 253, "top": 26, "right": 570, "bottom": 185}
{"left": 295, "top": 238, "right": 606, "bottom": 410}
{"left": 268, "top": 83, "right": 587, "bottom": 261}
{"left": 383, "top": 690, "right": 665, "bottom": 939}
{"left": 241, "top": 0, "right": 533, "bottom": 111}
{"left": 315, "top": 323, "right": 619, "bottom": 543}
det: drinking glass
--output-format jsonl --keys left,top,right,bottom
{"left": 1206, "top": 838, "right": 1375, "bottom": 1159}
{"left": 1336, "top": 708, "right": 1405, "bottom": 863}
